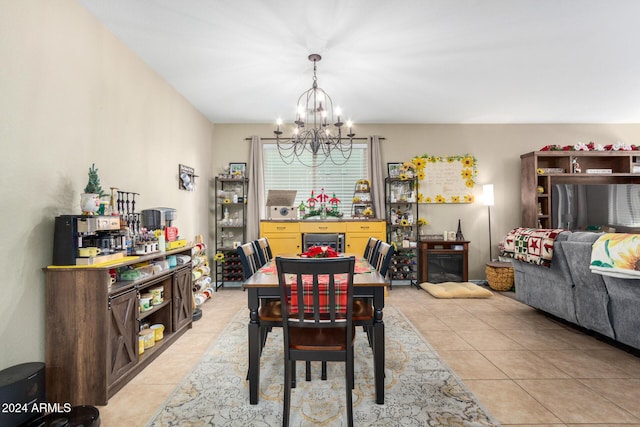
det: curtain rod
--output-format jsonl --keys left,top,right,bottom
{"left": 245, "top": 137, "right": 384, "bottom": 141}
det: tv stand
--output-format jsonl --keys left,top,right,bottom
{"left": 521, "top": 151, "right": 640, "bottom": 228}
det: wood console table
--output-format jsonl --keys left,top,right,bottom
{"left": 418, "top": 240, "right": 469, "bottom": 283}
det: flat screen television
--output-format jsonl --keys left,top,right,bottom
{"left": 551, "top": 183, "right": 640, "bottom": 232}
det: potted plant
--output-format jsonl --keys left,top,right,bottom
{"left": 81, "top": 163, "right": 106, "bottom": 214}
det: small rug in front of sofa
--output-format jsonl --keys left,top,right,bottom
{"left": 420, "top": 281, "right": 494, "bottom": 298}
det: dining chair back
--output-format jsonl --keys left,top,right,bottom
{"left": 363, "top": 237, "right": 380, "bottom": 263}
{"left": 276, "top": 256, "right": 356, "bottom": 427}
{"left": 237, "top": 242, "right": 262, "bottom": 280}
{"left": 371, "top": 241, "right": 395, "bottom": 278}
{"left": 303, "top": 233, "right": 340, "bottom": 251}
{"left": 255, "top": 237, "right": 273, "bottom": 266}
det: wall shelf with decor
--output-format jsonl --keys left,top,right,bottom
{"left": 351, "top": 179, "right": 375, "bottom": 218}
{"left": 521, "top": 150, "right": 640, "bottom": 229}
{"left": 385, "top": 177, "right": 419, "bottom": 288}
{"left": 214, "top": 176, "right": 248, "bottom": 288}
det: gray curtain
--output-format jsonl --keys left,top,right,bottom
{"left": 246, "top": 135, "right": 264, "bottom": 241}
{"left": 368, "top": 136, "right": 385, "bottom": 218}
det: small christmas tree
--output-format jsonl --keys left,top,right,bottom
{"left": 84, "top": 163, "right": 106, "bottom": 197}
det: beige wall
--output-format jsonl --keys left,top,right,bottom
{"left": 213, "top": 123, "right": 640, "bottom": 279}
{"left": 0, "top": 0, "right": 213, "bottom": 369}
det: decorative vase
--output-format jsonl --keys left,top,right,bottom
{"left": 80, "top": 193, "right": 100, "bottom": 214}
{"left": 455, "top": 219, "right": 465, "bottom": 241}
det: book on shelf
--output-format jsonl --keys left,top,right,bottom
{"left": 540, "top": 167, "right": 565, "bottom": 173}
{"left": 585, "top": 168, "right": 613, "bottom": 174}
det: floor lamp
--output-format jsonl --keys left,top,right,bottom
{"left": 483, "top": 184, "right": 495, "bottom": 261}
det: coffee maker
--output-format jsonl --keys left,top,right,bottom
{"left": 52, "top": 215, "right": 126, "bottom": 265}
{"left": 141, "top": 207, "right": 176, "bottom": 230}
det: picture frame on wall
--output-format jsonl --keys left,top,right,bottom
{"left": 229, "top": 162, "right": 246, "bottom": 178}
{"left": 387, "top": 162, "right": 403, "bottom": 178}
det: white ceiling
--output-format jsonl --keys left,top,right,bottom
{"left": 78, "top": 0, "right": 640, "bottom": 124}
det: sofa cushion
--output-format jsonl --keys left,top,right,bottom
{"left": 513, "top": 231, "right": 577, "bottom": 323}
{"left": 567, "top": 231, "right": 603, "bottom": 243}
{"left": 602, "top": 275, "right": 640, "bottom": 349}
{"left": 562, "top": 240, "right": 614, "bottom": 338}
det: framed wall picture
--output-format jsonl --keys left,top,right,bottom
{"left": 387, "top": 162, "right": 403, "bottom": 178}
{"left": 229, "top": 162, "right": 246, "bottom": 178}
{"left": 413, "top": 154, "right": 477, "bottom": 203}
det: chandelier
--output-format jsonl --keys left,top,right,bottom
{"left": 274, "top": 54, "right": 354, "bottom": 166}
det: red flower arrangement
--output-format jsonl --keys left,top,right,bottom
{"left": 300, "top": 246, "right": 339, "bottom": 258}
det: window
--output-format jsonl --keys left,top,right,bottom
{"left": 262, "top": 143, "right": 368, "bottom": 218}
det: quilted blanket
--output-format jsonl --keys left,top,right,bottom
{"left": 590, "top": 233, "right": 640, "bottom": 279}
{"left": 500, "top": 227, "right": 565, "bottom": 267}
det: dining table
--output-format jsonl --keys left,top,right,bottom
{"left": 242, "top": 255, "right": 388, "bottom": 405}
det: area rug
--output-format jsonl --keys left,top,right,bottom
{"left": 420, "top": 282, "right": 494, "bottom": 299}
{"left": 147, "top": 306, "right": 500, "bottom": 426}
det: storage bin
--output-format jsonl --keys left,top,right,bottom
{"left": 485, "top": 262, "right": 514, "bottom": 291}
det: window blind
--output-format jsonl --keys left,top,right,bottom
{"left": 262, "top": 143, "right": 368, "bottom": 218}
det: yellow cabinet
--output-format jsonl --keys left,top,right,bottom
{"left": 345, "top": 221, "right": 386, "bottom": 255}
{"left": 299, "top": 222, "right": 346, "bottom": 233}
{"left": 261, "top": 220, "right": 386, "bottom": 257}
{"left": 260, "top": 222, "right": 301, "bottom": 256}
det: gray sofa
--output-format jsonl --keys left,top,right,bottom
{"left": 512, "top": 231, "right": 639, "bottom": 351}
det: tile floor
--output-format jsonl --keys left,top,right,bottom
{"left": 98, "top": 285, "right": 640, "bottom": 426}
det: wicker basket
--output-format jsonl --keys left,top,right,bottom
{"left": 485, "top": 262, "right": 514, "bottom": 291}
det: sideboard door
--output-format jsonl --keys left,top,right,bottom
{"left": 108, "top": 288, "right": 138, "bottom": 386}
{"left": 173, "top": 267, "right": 193, "bottom": 331}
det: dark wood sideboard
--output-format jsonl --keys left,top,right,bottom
{"left": 43, "top": 246, "right": 193, "bottom": 406}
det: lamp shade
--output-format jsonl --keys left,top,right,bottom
{"left": 483, "top": 184, "right": 495, "bottom": 206}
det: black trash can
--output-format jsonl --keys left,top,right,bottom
{"left": 23, "top": 405, "right": 100, "bottom": 427}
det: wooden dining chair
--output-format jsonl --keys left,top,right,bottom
{"left": 254, "top": 237, "right": 273, "bottom": 266}
{"left": 276, "top": 256, "right": 356, "bottom": 427}
{"left": 354, "top": 241, "right": 394, "bottom": 348}
{"left": 303, "top": 233, "right": 340, "bottom": 251}
{"left": 237, "top": 242, "right": 262, "bottom": 280}
{"left": 371, "top": 241, "right": 395, "bottom": 278}
{"left": 363, "top": 237, "right": 380, "bottom": 264}
{"left": 238, "top": 242, "right": 280, "bottom": 356}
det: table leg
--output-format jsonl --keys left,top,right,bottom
{"left": 373, "top": 287, "right": 385, "bottom": 404}
{"left": 248, "top": 289, "right": 260, "bottom": 404}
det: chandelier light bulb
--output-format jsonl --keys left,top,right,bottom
{"left": 297, "top": 105, "right": 306, "bottom": 120}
